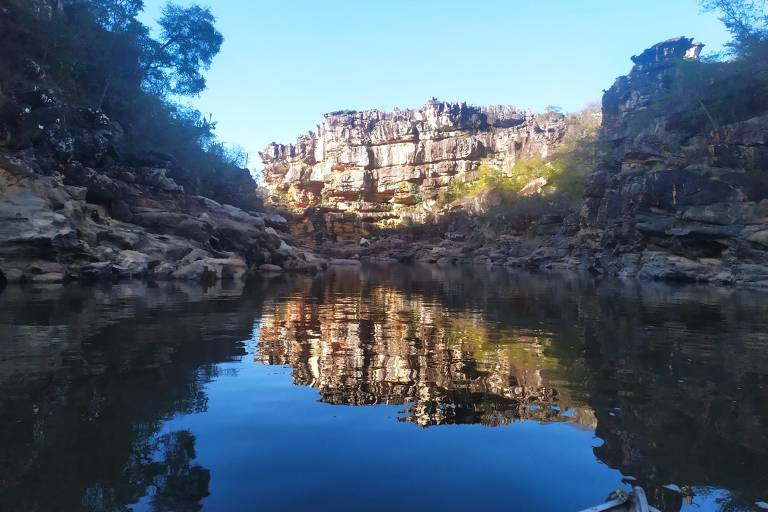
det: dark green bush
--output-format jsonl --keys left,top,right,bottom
{"left": 0, "top": 0, "right": 255, "bottom": 206}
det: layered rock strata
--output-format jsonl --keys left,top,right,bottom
{"left": 576, "top": 37, "right": 768, "bottom": 285}
{"left": 0, "top": 150, "right": 324, "bottom": 284}
{"left": 261, "top": 98, "right": 566, "bottom": 238}
{"left": 263, "top": 37, "right": 768, "bottom": 287}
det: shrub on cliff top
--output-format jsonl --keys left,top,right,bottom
{"left": 443, "top": 104, "right": 600, "bottom": 207}
{"left": 702, "top": 0, "right": 768, "bottom": 64}
{"left": 682, "top": 1, "right": 768, "bottom": 131}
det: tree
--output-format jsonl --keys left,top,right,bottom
{"left": 2, "top": 0, "right": 258, "bottom": 207}
{"left": 701, "top": 0, "right": 768, "bottom": 60}
{"left": 143, "top": 3, "right": 224, "bottom": 97}
{"left": 67, "top": 1, "right": 223, "bottom": 105}
{"left": 77, "top": 0, "right": 145, "bottom": 32}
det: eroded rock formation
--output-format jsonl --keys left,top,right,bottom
{"left": 0, "top": 148, "right": 325, "bottom": 284}
{"left": 261, "top": 37, "right": 768, "bottom": 287}
{"left": 261, "top": 98, "right": 566, "bottom": 238}
{"left": 577, "top": 37, "right": 768, "bottom": 285}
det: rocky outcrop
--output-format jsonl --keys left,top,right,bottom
{"left": 268, "top": 38, "right": 768, "bottom": 288}
{"left": 261, "top": 98, "right": 566, "bottom": 239}
{"left": 0, "top": 0, "right": 331, "bottom": 285}
{"left": 575, "top": 37, "right": 768, "bottom": 286}
{"left": 0, "top": 150, "right": 325, "bottom": 284}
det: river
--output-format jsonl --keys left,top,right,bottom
{"left": 1, "top": 264, "right": 767, "bottom": 511}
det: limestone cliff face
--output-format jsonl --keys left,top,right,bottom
{"left": 261, "top": 99, "right": 566, "bottom": 237}
{"left": 578, "top": 37, "right": 768, "bottom": 285}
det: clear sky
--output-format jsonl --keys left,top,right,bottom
{"left": 140, "top": 0, "right": 730, "bottom": 171}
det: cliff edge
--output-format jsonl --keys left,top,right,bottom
{"left": 577, "top": 37, "right": 768, "bottom": 285}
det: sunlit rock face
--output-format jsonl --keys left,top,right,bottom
{"left": 255, "top": 274, "right": 591, "bottom": 427}
{"left": 577, "top": 37, "right": 768, "bottom": 285}
{"left": 260, "top": 99, "right": 567, "bottom": 239}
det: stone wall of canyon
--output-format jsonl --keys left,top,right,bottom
{"left": 260, "top": 98, "right": 566, "bottom": 238}
{"left": 575, "top": 37, "right": 768, "bottom": 285}
{"left": 261, "top": 37, "right": 768, "bottom": 287}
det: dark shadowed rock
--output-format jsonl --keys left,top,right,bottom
{"left": 571, "top": 38, "right": 768, "bottom": 286}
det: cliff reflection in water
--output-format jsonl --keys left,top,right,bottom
{"left": 255, "top": 265, "right": 768, "bottom": 509}
{"left": 256, "top": 269, "right": 594, "bottom": 427}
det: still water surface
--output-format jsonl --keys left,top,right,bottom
{"left": 1, "top": 265, "right": 767, "bottom": 511}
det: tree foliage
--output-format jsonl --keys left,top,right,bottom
{"left": 81, "top": 0, "right": 145, "bottom": 32}
{"left": 145, "top": 3, "right": 223, "bottom": 96}
{"left": 443, "top": 105, "right": 600, "bottom": 206}
{"left": 70, "top": 0, "right": 223, "bottom": 100}
{"left": 0, "top": 0, "right": 249, "bottom": 204}
{"left": 701, "top": 0, "right": 768, "bottom": 64}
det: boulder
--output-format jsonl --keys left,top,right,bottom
{"left": 80, "top": 261, "right": 113, "bottom": 280}
{"left": 114, "top": 250, "right": 154, "bottom": 277}
{"left": 172, "top": 256, "right": 247, "bottom": 282}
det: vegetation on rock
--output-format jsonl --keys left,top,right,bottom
{"left": 0, "top": 0, "right": 249, "bottom": 201}
{"left": 441, "top": 105, "right": 600, "bottom": 228}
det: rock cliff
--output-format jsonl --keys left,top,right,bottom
{"left": 577, "top": 37, "right": 768, "bottom": 285}
{"left": 0, "top": 0, "right": 326, "bottom": 285}
{"left": 0, "top": 102, "right": 324, "bottom": 284}
{"left": 261, "top": 98, "right": 566, "bottom": 238}
{"left": 262, "top": 37, "right": 768, "bottom": 287}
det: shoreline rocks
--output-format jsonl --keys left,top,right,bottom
{"left": 0, "top": 150, "right": 327, "bottom": 285}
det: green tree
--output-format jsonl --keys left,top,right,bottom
{"left": 79, "top": 0, "right": 145, "bottom": 32}
{"left": 701, "top": 0, "right": 768, "bottom": 61}
{"left": 68, "top": 1, "right": 223, "bottom": 105}
{"left": 143, "top": 3, "right": 224, "bottom": 97}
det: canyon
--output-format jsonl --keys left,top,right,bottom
{"left": 2, "top": 33, "right": 767, "bottom": 287}
{"left": 261, "top": 37, "right": 768, "bottom": 286}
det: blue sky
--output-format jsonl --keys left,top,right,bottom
{"left": 141, "top": 0, "right": 730, "bottom": 170}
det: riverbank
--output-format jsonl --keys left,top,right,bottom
{"left": 0, "top": 149, "right": 327, "bottom": 285}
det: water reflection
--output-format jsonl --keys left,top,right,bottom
{"left": 254, "top": 265, "right": 768, "bottom": 510}
{"left": 256, "top": 275, "right": 593, "bottom": 427}
{"left": 0, "top": 281, "right": 283, "bottom": 512}
{"left": 0, "top": 267, "right": 767, "bottom": 511}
